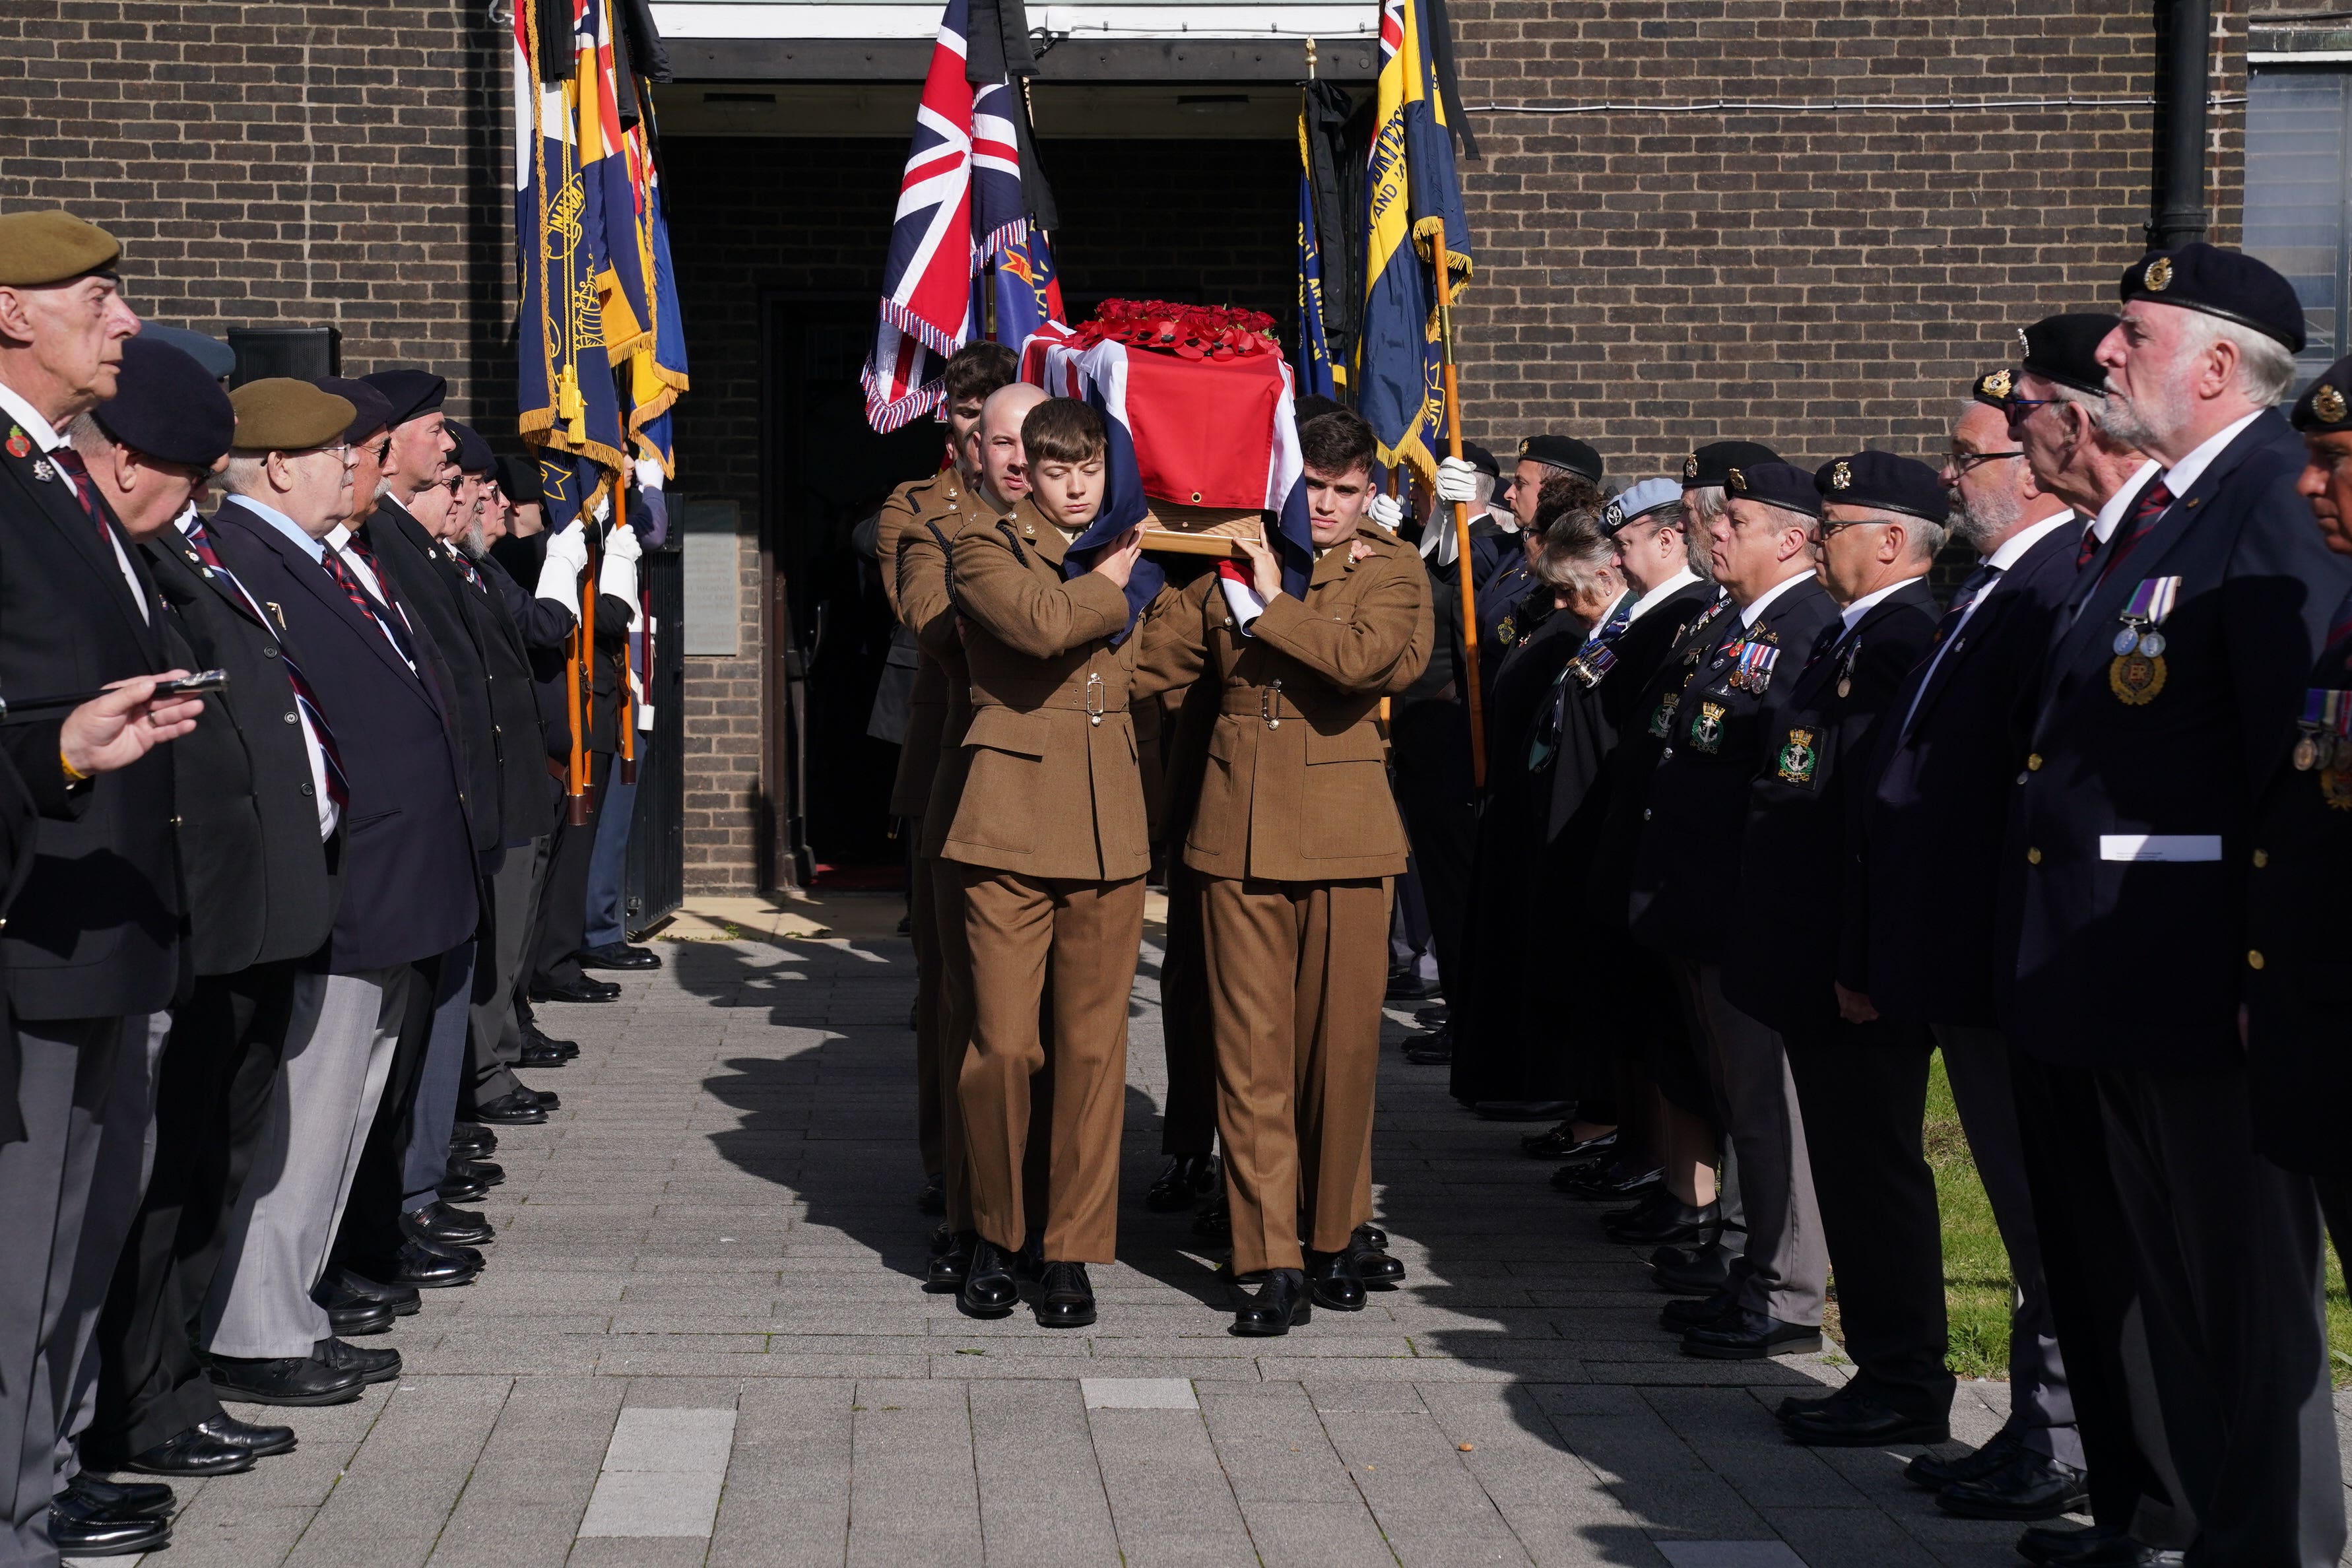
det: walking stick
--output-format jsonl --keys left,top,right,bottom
{"left": 1427, "top": 220, "right": 1485, "bottom": 788}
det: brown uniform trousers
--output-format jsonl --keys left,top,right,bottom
{"left": 942, "top": 498, "right": 1153, "bottom": 1262}
{"left": 1135, "top": 529, "right": 1432, "bottom": 1272}
{"left": 1152, "top": 679, "right": 1225, "bottom": 1158}
{"left": 880, "top": 473, "right": 984, "bottom": 1194}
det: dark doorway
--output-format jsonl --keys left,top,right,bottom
{"left": 761, "top": 292, "right": 947, "bottom": 885}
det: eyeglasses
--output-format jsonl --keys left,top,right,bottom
{"left": 1812, "top": 517, "right": 1890, "bottom": 542}
{"left": 1945, "top": 449, "right": 2024, "bottom": 476}
{"left": 2000, "top": 394, "right": 2058, "bottom": 422}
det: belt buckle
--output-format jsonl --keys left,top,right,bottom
{"left": 1262, "top": 677, "right": 1282, "bottom": 731}
{"left": 1085, "top": 672, "right": 1105, "bottom": 726}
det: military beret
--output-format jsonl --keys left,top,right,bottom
{"left": 1681, "top": 440, "right": 1781, "bottom": 491}
{"left": 228, "top": 378, "right": 354, "bottom": 453}
{"left": 1293, "top": 394, "right": 1344, "bottom": 426}
{"left": 0, "top": 211, "right": 120, "bottom": 288}
{"left": 1816, "top": 449, "right": 1949, "bottom": 526}
{"left": 90, "top": 338, "right": 235, "bottom": 468}
{"left": 360, "top": 368, "right": 448, "bottom": 428}
{"left": 1519, "top": 434, "right": 1602, "bottom": 484}
{"left": 2118, "top": 242, "right": 2306, "bottom": 354}
{"left": 1971, "top": 368, "right": 2014, "bottom": 410}
{"left": 313, "top": 376, "right": 394, "bottom": 445}
{"left": 2017, "top": 313, "right": 2117, "bottom": 399}
{"left": 446, "top": 420, "right": 496, "bottom": 476}
{"left": 1601, "top": 476, "right": 1683, "bottom": 536}
{"left": 1459, "top": 441, "right": 1501, "bottom": 482}
{"left": 1725, "top": 461, "right": 1821, "bottom": 520}
{"left": 498, "top": 453, "right": 544, "bottom": 506}
{"left": 137, "top": 323, "right": 235, "bottom": 382}
{"left": 2291, "top": 352, "right": 2352, "bottom": 435}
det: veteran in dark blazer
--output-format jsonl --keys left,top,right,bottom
{"left": 2003, "top": 245, "right": 2349, "bottom": 1567}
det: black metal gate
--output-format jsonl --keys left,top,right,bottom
{"left": 622, "top": 542, "right": 686, "bottom": 934}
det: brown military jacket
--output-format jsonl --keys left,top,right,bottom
{"left": 937, "top": 495, "right": 1153, "bottom": 883}
{"left": 1135, "top": 525, "right": 1432, "bottom": 882}
{"left": 879, "top": 471, "right": 985, "bottom": 820}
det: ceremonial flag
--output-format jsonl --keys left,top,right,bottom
{"left": 622, "top": 106, "right": 690, "bottom": 473}
{"left": 989, "top": 227, "right": 1066, "bottom": 348}
{"left": 1357, "top": 0, "right": 1474, "bottom": 482}
{"left": 1293, "top": 143, "right": 1337, "bottom": 399}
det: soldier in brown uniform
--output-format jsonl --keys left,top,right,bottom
{"left": 875, "top": 344, "right": 1014, "bottom": 1224}
{"left": 1136, "top": 410, "right": 1433, "bottom": 1334}
{"left": 942, "top": 397, "right": 1151, "bottom": 1327}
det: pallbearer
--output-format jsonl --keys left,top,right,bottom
{"left": 1137, "top": 410, "right": 1433, "bottom": 1335}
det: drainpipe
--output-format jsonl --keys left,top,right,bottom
{"left": 2149, "top": 0, "right": 2212, "bottom": 248}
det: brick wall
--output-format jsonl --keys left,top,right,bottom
{"left": 0, "top": 0, "right": 515, "bottom": 424}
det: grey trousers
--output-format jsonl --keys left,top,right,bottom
{"left": 468, "top": 835, "right": 548, "bottom": 1107}
{"left": 203, "top": 967, "right": 410, "bottom": 1360}
{"left": 400, "top": 938, "right": 475, "bottom": 1212}
{"left": 0, "top": 1016, "right": 140, "bottom": 1568}
{"left": 2095, "top": 1067, "right": 2345, "bottom": 1568}
{"left": 1934, "top": 1024, "right": 2081, "bottom": 1467}
{"left": 1672, "top": 960, "right": 1825, "bottom": 1324}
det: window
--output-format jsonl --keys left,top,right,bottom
{"left": 2245, "top": 67, "right": 2352, "bottom": 378}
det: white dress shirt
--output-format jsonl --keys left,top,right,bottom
{"left": 1625, "top": 568, "right": 1701, "bottom": 626}
{"left": 2087, "top": 459, "right": 2163, "bottom": 546}
{"left": 1737, "top": 567, "right": 1813, "bottom": 630}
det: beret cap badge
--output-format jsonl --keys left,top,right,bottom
{"left": 1682, "top": 453, "right": 1700, "bottom": 481}
{"left": 1602, "top": 500, "right": 1624, "bottom": 531}
{"left": 1829, "top": 460, "right": 1854, "bottom": 490}
{"left": 2318, "top": 385, "right": 2349, "bottom": 424}
{"left": 1727, "top": 467, "right": 1749, "bottom": 494}
{"left": 1983, "top": 368, "right": 2013, "bottom": 399}
{"left": 2144, "top": 257, "right": 2173, "bottom": 292}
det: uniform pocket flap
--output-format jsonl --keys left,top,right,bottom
{"left": 1205, "top": 717, "right": 1241, "bottom": 763}
{"left": 964, "top": 705, "right": 1051, "bottom": 759}
{"left": 1303, "top": 722, "right": 1387, "bottom": 765}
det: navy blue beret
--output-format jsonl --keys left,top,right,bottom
{"left": 136, "top": 323, "right": 234, "bottom": 381}
{"left": 2019, "top": 313, "right": 2116, "bottom": 399}
{"left": 92, "top": 337, "right": 234, "bottom": 467}
{"left": 2291, "top": 352, "right": 2352, "bottom": 434}
{"left": 360, "top": 368, "right": 448, "bottom": 428}
{"left": 1682, "top": 440, "right": 1780, "bottom": 490}
{"left": 1519, "top": 434, "right": 1602, "bottom": 484}
{"left": 313, "top": 377, "right": 393, "bottom": 445}
{"left": 1725, "top": 460, "right": 1820, "bottom": 519}
{"left": 1459, "top": 441, "right": 1500, "bottom": 482}
{"left": 498, "top": 454, "right": 544, "bottom": 506}
{"left": 1817, "top": 449, "right": 1949, "bottom": 526}
{"left": 445, "top": 420, "right": 496, "bottom": 476}
{"left": 1971, "top": 369, "right": 2013, "bottom": 410}
{"left": 2119, "top": 243, "right": 2306, "bottom": 354}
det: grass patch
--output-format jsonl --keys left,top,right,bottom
{"left": 1912, "top": 1054, "right": 2351, "bottom": 1385}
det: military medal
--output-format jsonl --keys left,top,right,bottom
{"left": 30, "top": 458, "right": 53, "bottom": 483}
{"left": 2108, "top": 576, "right": 2180, "bottom": 707}
{"left": 1730, "top": 642, "right": 1778, "bottom": 694}
{"left": 1689, "top": 700, "right": 1726, "bottom": 754}
{"left": 1776, "top": 728, "right": 1818, "bottom": 786}
{"left": 4, "top": 426, "right": 28, "bottom": 459}
{"left": 1834, "top": 637, "right": 1860, "bottom": 700}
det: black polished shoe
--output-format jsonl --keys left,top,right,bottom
{"left": 1606, "top": 1197, "right": 1720, "bottom": 1247}
{"left": 1650, "top": 1240, "right": 1736, "bottom": 1295}
{"left": 66, "top": 1473, "right": 176, "bottom": 1520}
{"left": 1555, "top": 1160, "right": 1664, "bottom": 1200}
{"left": 194, "top": 1411, "right": 298, "bottom": 1457}
{"left": 117, "top": 1421, "right": 257, "bottom": 1477}
{"left": 1384, "top": 971, "right": 1439, "bottom": 1001}
{"left": 451, "top": 1123, "right": 498, "bottom": 1158}
{"left": 206, "top": 1350, "right": 365, "bottom": 1406}
{"left": 1659, "top": 1290, "right": 1736, "bottom": 1333}
{"left": 524, "top": 1028, "right": 579, "bottom": 1059}
{"left": 1779, "top": 1392, "right": 1947, "bottom": 1447}
{"left": 1354, "top": 1222, "right": 1388, "bottom": 1251}
{"left": 1345, "top": 1228, "right": 1405, "bottom": 1285}
{"left": 318, "top": 1266, "right": 420, "bottom": 1318}
{"left": 1936, "top": 1448, "right": 2089, "bottom": 1520}
{"left": 1305, "top": 1249, "right": 1365, "bottom": 1311}
{"left": 451, "top": 1157, "right": 504, "bottom": 1189}
{"left": 531, "top": 975, "right": 620, "bottom": 1004}
{"left": 519, "top": 1084, "right": 560, "bottom": 1111}
{"left": 519, "top": 1038, "right": 570, "bottom": 1068}
{"left": 1906, "top": 1428, "right": 2024, "bottom": 1491}
{"left": 49, "top": 1486, "right": 171, "bottom": 1557}
{"left": 1598, "top": 1185, "right": 1676, "bottom": 1229}
{"left": 316, "top": 1335, "right": 402, "bottom": 1385}
{"left": 579, "top": 941, "right": 662, "bottom": 971}
{"left": 2017, "top": 1524, "right": 2184, "bottom": 1566}
{"left": 471, "top": 1089, "right": 548, "bottom": 1126}
{"left": 1034, "top": 1261, "right": 1097, "bottom": 1328}
{"left": 1679, "top": 1307, "right": 1823, "bottom": 1361}
{"left": 1146, "top": 1154, "right": 1217, "bottom": 1212}
{"left": 354, "top": 1239, "right": 478, "bottom": 1290}
{"left": 1402, "top": 1024, "right": 1452, "bottom": 1066}
{"left": 958, "top": 1239, "right": 1020, "bottom": 1319}
{"left": 310, "top": 1282, "right": 394, "bottom": 1339}
{"left": 925, "top": 1227, "right": 975, "bottom": 1292}
{"left": 1231, "top": 1268, "right": 1313, "bottom": 1336}
{"left": 1521, "top": 1125, "right": 1617, "bottom": 1162}
{"left": 405, "top": 1200, "right": 495, "bottom": 1248}
{"left": 437, "top": 1169, "right": 490, "bottom": 1204}
{"left": 1192, "top": 1192, "right": 1231, "bottom": 1240}
{"left": 915, "top": 1175, "right": 946, "bottom": 1215}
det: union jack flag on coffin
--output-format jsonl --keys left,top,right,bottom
{"left": 860, "top": 0, "right": 1028, "bottom": 431}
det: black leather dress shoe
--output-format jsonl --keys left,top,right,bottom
{"left": 438, "top": 1169, "right": 490, "bottom": 1204}
{"left": 1521, "top": 1125, "right": 1616, "bottom": 1162}
{"left": 1192, "top": 1192, "right": 1231, "bottom": 1239}
{"left": 451, "top": 1157, "right": 504, "bottom": 1189}
{"left": 1034, "top": 1261, "right": 1096, "bottom": 1328}
{"left": 579, "top": 941, "right": 662, "bottom": 970}
{"left": 1402, "top": 1025, "right": 1452, "bottom": 1066}
{"left": 958, "top": 1239, "right": 1020, "bottom": 1319}
{"left": 1598, "top": 1185, "right": 1674, "bottom": 1228}
{"left": 406, "top": 1200, "right": 495, "bottom": 1247}
{"left": 519, "top": 1038, "right": 570, "bottom": 1068}
{"left": 451, "top": 1123, "right": 498, "bottom": 1158}
{"left": 1650, "top": 1241, "right": 1736, "bottom": 1295}
{"left": 2017, "top": 1524, "right": 2184, "bottom": 1566}
{"left": 118, "top": 1421, "right": 257, "bottom": 1477}
{"left": 317, "top": 1335, "right": 401, "bottom": 1385}
{"left": 926, "top": 1228, "right": 975, "bottom": 1291}
{"left": 1779, "top": 1392, "right": 1947, "bottom": 1447}
{"left": 206, "top": 1350, "right": 365, "bottom": 1406}
{"left": 1606, "top": 1197, "right": 1720, "bottom": 1247}
{"left": 1305, "top": 1249, "right": 1365, "bottom": 1311}
{"left": 1231, "top": 1268, "right": 1313, "bottom": 1336}
{"left": 1936, "top": 1449, "right": 2089, "bottom": 1520}
{"left": 313, "top": 1290, "right": 394, "bottom": 1338}
{"left": 1905, "top": 1428, "right": 2023, "bottom": 1490}
{"left": 1384, "top": 971, "right": 1438, "bottom": 1001}
{"left": 1680, "top": 1307, "right": 1823, "bottom": 1360}
{"left": 525, "top": 1028, "right": 579, "bottom": 1059}
{"left": 193, "top": 1411, "right": 298, "bottom": 1456}
{"left": 1146, "top": 1153, "right": 1218, "bottom": 1211}
{"left": 1354, "top": 1222, "right": 1388, "bottom": 1251}
{"left": 471, "top": 1088, "right": 548, "bottom": 1126}
{"left": 1659, "top": 1290, "right": 1736, "bottom": 1333}
{"left": 66, "top": 1473, "right": 176, "bottom": 1519}
{"left": 915, "top": 1175, "right": 946, "bottom": 1214}
{"left": 356, "top": 1239, "right": 478, "bottom": 1290}
{"left": 1345, "top": 1229, "right": 1404, "bottom": 1285}
{"left": 319, "top": 1266, "right": 420, "bottom": 1317}
{"left": 531, "top": 975, "right": 620, "bottom": 1004}
{"left": 1557, "top": 1160, "right": 1664, "bottom": 1199}
{"left": 521, "top": 1084, "right": 561, "bottom": 1111}
{"left": 49, "top": 1485, "right": 171, "bottom": 1557}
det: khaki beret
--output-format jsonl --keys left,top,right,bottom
{"left": 229, "top": 379, "right": 354, "bottom": 453}
{"left": 0, "top": 211, "right": 121, "bottom": 288}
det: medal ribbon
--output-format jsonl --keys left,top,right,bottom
{"left": 2122, "top": 575, "right": 2180, "bottom": 625}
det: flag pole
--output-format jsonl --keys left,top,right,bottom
{"left": 1427, "top": 219, "right": 1485, "bottom": 788}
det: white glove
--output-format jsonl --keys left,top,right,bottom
{"left": 1434, "top": 455, "right": 1480, "bottom": 505}
{"left": 604, "top": 519, "right": 643, "bottom": 565}
{"left": 533, "top": 520, "right": 588, "bottom": 606}
{"left": 1368, "top": 492, "right": 1404, "bottom": 533}
{"left": 599, "top": 537, "right": 641, "bottom": 628}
